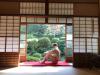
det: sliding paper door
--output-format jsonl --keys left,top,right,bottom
{"left": 73, "top": 17, "right": 99, "bottom": 67}
{"left": 0, "top": 16, "right": 20, "bottom": 67}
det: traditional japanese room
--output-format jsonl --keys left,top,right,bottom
{"left": 0, "top": 0, "right": 100, "bottom": 75}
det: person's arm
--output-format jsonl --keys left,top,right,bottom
{"left": 44, "top": 50, "right": 53, "bottom": 56}
{"left": 58, "top": 51, "right": 61, "bottom": 60}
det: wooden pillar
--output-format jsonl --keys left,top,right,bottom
{"left": 98, "top": 0, "right": 100, "bottom": 55}
{"left": 45, "top": 0, "right": 48, "bottom": 23}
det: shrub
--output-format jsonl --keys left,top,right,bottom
{"left": 51, "top": 38, "right": 59, "bottom": 43}
{"left": 27, "top": 39, "right": 38, "bottom": 50}
{"left": 27, "top": 55, "right": 40, "bottom": 61}
{"left": 45, "top": 34, "right": 55, "bottom": 40}
{"left": 27, "top": 39, "right": 38, "bottom": 55}
{"left": 27, "top": 34, "right": 34, "bottom": 39}
{"left": 38, "top": 37, "right": 51, "bottom": 48}
{"left": 37, "top": 37, "right": 51, "bottom": 53}
{"left": 60, "top": 37, "right": 65, "bottom": 40}
{"left": 58, "top": 40, "right": 65, "bottom": 55}
{"left": 32, "top": 53, "right": 42, "bottom": 58}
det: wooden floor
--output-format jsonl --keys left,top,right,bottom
{"left": 0, "top": 66, "right": 100, "bottom": 75}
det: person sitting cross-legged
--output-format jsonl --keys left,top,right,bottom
{"left": 41, "top": 43, "right": 61, "bottom": 64}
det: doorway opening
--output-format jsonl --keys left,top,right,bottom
{"left": 27, "top": 24, "right": 66, "bottom": 61}
{"left": 20, "top": 23, "right": 73, "bottom": 66}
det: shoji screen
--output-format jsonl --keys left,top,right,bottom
{"left": 0, "top": 16, "right": 20, "bottom": 52}
{"left": 66, "top": 25, "right": 73, "bottom": 57}
{"left": 48, "top": 18, "right": 67, "bottom": 23}
{"left": 27, "top": 16, "right": 45, "bottom": 23}
{"left": 0, "top": 37, "right": 5, "bottom": 52}
{"left": 20, "top": 16, "right": 27, "bottom": 61}
{"left": 49, "top": 3, "right": 73, "bottom": 15}
{"left": 0, "top": 16, "right": 20, "bottom": 67}
{"left": 20, "top": 2, "right": 45, "bottom": 14}
{"left": 73, "top": 17, "right": 98, "bottom": 54}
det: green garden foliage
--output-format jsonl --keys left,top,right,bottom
{"left": 27, "top": 24, "right": 48, "bottom": 37}
{"left": 37, "top": 37, "right": 51, "bottom": 53}
{"left": 51, "top": 38, "right": 59, "bottom": 43}
{"left": 27, "top": 53, "right": 42, "bottom": 61}
{"left": 27, "top": 55, "right": 41, "bottom": 61}
{"left": 32, "top": 53, "right": 42, "bottom": 58}
{"left": 27, "top": 39, "right": 38, "bottom": 55}
{"left": 26, "top": 24, "right": 72, "bottom": 61}
{"left": 38, "top": 37, "right": 51, "bottom": 48}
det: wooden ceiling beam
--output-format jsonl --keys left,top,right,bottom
{"left": 0, "top": 0, "right": 98, "bottom": 3}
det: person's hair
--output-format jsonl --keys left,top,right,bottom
{"left": 52, "top": 43, "right": 58, "bottom": 47}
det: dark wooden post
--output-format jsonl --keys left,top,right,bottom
{"left": 98, "top": 0, "right": 100, "bottom": 55}
{"left": 45, "top": 0, "right": 48, "bottom": 23}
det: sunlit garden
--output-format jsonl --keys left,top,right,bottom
{"left": 27, "top": 24, "right": 67, "bottom": 61}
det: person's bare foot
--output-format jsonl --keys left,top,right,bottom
{"left": 40, "top": 60, "right": 45, "bottom": 64}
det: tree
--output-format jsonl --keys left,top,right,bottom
{"left": 27, "top": 24, "right": 48, "bottom": 37}
{"left": 54, "top": 25, "right": 65, "bottom": 37}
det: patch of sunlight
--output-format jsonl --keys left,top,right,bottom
{"left": 0, "top": 66, "right": 66, "bottom": 74}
